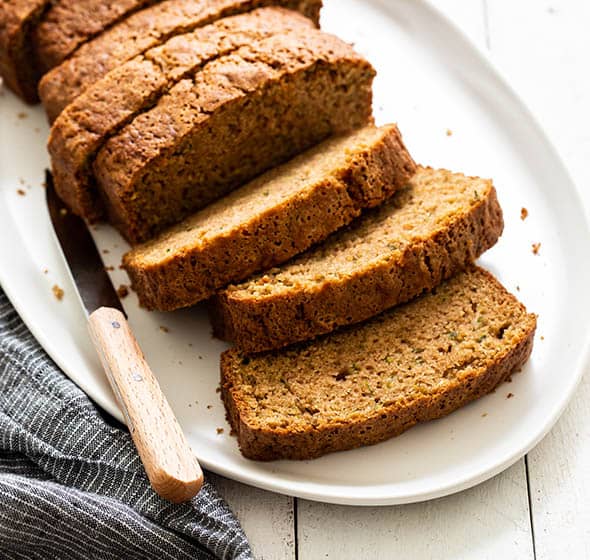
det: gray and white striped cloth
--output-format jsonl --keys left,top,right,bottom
{"left": 0, "top": 290, "right": 252, "bottom": 560}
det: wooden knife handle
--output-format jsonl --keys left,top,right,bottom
{"left": 88, "top": 307, "right": 203, "bottom": 503}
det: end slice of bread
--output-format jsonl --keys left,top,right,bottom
{"left": 123, "top": 124, "right": 415, "bottom": 311}
{"left": 211, "top": 166, "right": 504, "bottom": 353}
{"left": 221, "top": 266, "right": 537, "bottom": 461}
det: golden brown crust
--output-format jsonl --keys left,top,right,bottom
{"left": 0, "top": 0, "right": 49, "bottom": 102}
{"left": 38, "top": 0, "right": 322, "bottom": 122}
{"left": 94, "top": 29, "right": 375, "bottom": 243}
{"left": 220, "top": 267, "right": 537, "bottom": 461}
{"left": 122, "top": 125, "right": 416, "bottom": 310}
{"left": 32, "top": 0, "right": 160, "bottom": 74}
{"left": 47, "top": 8, "right": 315, "bottom": 221}
{"left": 210, "top": 168, "right": 505, "bottom": 353}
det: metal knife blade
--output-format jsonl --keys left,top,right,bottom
{"left": 45, "top": 171, "right": 125, "bottom": 316}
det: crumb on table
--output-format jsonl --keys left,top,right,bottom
{"left": 116, "top": 285, "right": 129, "bottom": 299}
{"left": 521, "top": 207, "right": 529, "bottom": 220}
{"left": 207, "top": 405, "right": 212, "bottom": 410}
{"left": 16, "top": 189, "right": 26, "bottom": 196}
{"left": 532, "top": 242, "right": 541, "bottom": 255}
{"left": 104, "top": 265, "right": 114, "bottom": 272}
{"left": 52, "top": 285, "right": 64, "bottom": 301}
{"left": 216, "top": 428, "right": 224, "bottom": 435}
{"left": 446, "top": 129, "right": 453, "bottom": 136}
{"left": 43, "top": 268, "right": 48, "bottom": 274}
{"left": 159, "top": 325, "right": 170, "bottom": 333}
{"left": 481, "top": 413, "right": 488, "bottom": 418}
{"left": 507, "top": 393, "right": 514, "bottom": 399}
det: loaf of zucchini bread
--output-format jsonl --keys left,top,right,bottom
{"left": 211, "top": 167, "right": 504, "bottom": 353}
{"left": 122, "top": 124, "right": 416, "bottom": 310}
{"left": 220, "top": 266, "right": 537, "bottom": 461}
{"left": 48, "top": 8, "right": 316, "bottom": 221}
{"left": 94, "top": 28, "right": 376, "bottom": 243}
{"left": 39, "top": 0, "right": 322, "bottom": 121}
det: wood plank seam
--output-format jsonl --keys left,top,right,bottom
{"left": 525, "top": 455, "right": 538, "bottom": 559}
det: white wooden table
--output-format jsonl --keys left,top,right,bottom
{"left": 210, "top": 1, "right": 590, "bottom": 558}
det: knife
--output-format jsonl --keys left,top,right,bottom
{"left": 46, "top": 172, "right": 203, "bottom": 503}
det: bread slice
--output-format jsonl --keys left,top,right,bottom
{"left": 221, "top": 266, "right": 537, "bottom": 461}
{"left": 38, "top": 0, "right": 322, "bottom": 122}
{"left": 122, "top": 125, "right": 416, "bottom": 311}
{"left": 211, "top": 167, "right": 504, "bottom": 353}
{"left": 0, "top": 0, "right": 50, "bottom": 102}
{"left": 94, "top": 29, "right": 375, "bottom": 243}
{"left": 31, "top": 0, "right": 161, "bottom": 75}
{"left": 47, "top": 9, "right": 315, "bottom": 221}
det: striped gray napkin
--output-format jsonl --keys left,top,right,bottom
{"left": 0, "top": 291, "right": 252, "bottom": 560}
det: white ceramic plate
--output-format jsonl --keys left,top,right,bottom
{"left": 1, "top": 0, "right": 589, "bottom": 506}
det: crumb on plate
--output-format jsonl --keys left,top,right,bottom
{"left": 17, "top": 189, "right": 26, "bottom": 196}
{"left": 216, "top": 428, "right": 224, "bottom": 435}
{"left": 507, "top": 393, "right": 514, "bottom": 399}
{"left": 52, "top": 285, "right": 64, "bottom": 301}
{"left": 104, "top": 265, "right": 114, "bottom": 272}
{"left": 117, "top": 284, "right": 129, "bottom": 299}
{"left": 446, "top": 128, "right": 453, "bottom": 136}
{"left": 159, "top": 325, "right": 170, "bottom": 333}
{"left": 532, "top": 242, "right": 541, "bottom": 255}
{"left": 521, "top": 207, "right": 529, "bottom": 220}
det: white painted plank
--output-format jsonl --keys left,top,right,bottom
{"left": 527, "top": 372, "right": 590, "bottom": 560}
{"left": 294, "top": 3, "right": 535, "bottom": 558}
{"left": 486, "top": 2, "right": 590, "bottom": 558}
{"left": 297, "top": 461, "right": 533, "bottom": 560}
{"left": 209, "top": 474, "right": 295, "bottom": 560}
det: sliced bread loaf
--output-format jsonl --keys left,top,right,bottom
{"left": 221, "top": 266, "right": 537, "bottom": 461}
{"left": 122, "top": 124, "right": 416, "bottom": 311}
{"left": 0, "top": 0, "right": 50, "bottom": 102}
{"left": 38, "top": 0, "right": 322, "bottom": 121}
{"left": 94, "top": 29, "right": 375, "bottom": 243}
{"left": 31, "top": 0, "right": 161, "bottom": 75}
{"left": 211, "top": 167, "right": 504, "bottom": 353}
{"left": 47, "top": 8, "right": 315, "bottom": 220}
